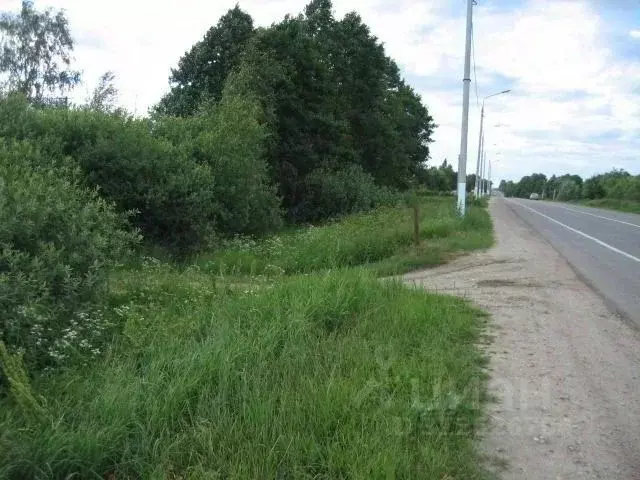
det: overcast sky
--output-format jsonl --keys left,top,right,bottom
{"left": 2, "top": 0, "right": 639, "bottom": 182}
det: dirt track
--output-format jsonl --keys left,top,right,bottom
{"left": 403, "top": 198, "right": 640, "bottom": 479}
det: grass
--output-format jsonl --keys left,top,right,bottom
{"left": 578, "top": 198, "right": 640, "bottom": 215}
{"left": 0, "top": 197, "right": 494, "bottom": 479}
{"left": 197, "top": 197, "right": 493, "bottom": 277}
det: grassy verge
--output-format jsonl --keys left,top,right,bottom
{"left": 1, "top": 268, "right": 489, "bottom": 479}
{"left": 0, "top": 198, "right": 494, "bottom": 479}
{"left": 579, "top": 198, "right": 640, "bottom": 214}
{"left": 197, "top": 196, "right": 493, "bottom": 277}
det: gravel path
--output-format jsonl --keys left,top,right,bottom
{"left": 403, "top": 198, "right": 640, "bottom": 479}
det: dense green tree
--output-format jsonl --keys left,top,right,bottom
{"left": 466, "top": 174, "right": 477, "bottom": 193}
{"left": 439, "top": 159, "right": 456, "bottom": 192}
{"left": 557, "top": 179, "right": 581, "bottom": 200}
{"left": 504, "top": 168, "right": 640, "bottom": 204}
{"left": 0, "top": 1, "right": 80, "bottom": 102}
{"left": 158, "top": 0, "right": 435, "bottom": 220}
{"left": 501, "top": 173, "right": 546, "bottom": 198}
{"left": 543, "top": 174, "right": 558, "bottom": 199}
{"left": 155, "top": 6, "right": 255, "bottom": 117}
{"left": 582, "top": 175, "right": 605, "bottom": 200}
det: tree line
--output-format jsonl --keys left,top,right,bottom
{"left": 499, "top": 169, "right": 640, "bottom": 203}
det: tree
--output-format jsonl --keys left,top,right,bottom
{"left": 87, "top": 71, "right": 118, "bottom": 112}
{"left": 155, "top": 6, "right": 255, "bottom": 117}
{"left": 466, "top": 174, "right": 477, "bottom": 193}
{"left": 0, "top": 1, "right": 80, "bottom": 102}
{"left": 557, "top": 179, "right": 581, "bottom": 201}
{"left": 439, "top": 159, "right": 456, "bottom": 191}
{"left": 582, "top": 176, "right": 605, "bottom": 200}
{"left": 155, "top": 0, "right": 436, "bottom": 220}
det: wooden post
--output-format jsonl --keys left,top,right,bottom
{"left": 413, "top": 204, "right": 420, "bottom": 245}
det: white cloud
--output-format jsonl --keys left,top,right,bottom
{"left": 2, "top": 0, "right": 638, "bottom": 180}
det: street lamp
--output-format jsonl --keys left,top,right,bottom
{"left": 475, "top": 90, "right": 510, "bottom": 198}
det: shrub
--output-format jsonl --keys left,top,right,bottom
{"left": 0, "top": 93, "right": 282, "bottom": 251}
{"left": 291, "top": 165, "right": 399, "bottom": 222}
{"left": 71, "top": 115, "right": 220, "bottom": 252}
{"left": 0, "top": 140, "right": 139, "bottom": 369}
{"left": 153, "top": 95, "right": 283, "bottom": 236}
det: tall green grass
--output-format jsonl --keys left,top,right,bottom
{"left": 0, "top": 268, "right": 489, "bottom": 479}
{"left": 198, "top": 197, "right": 493, "bottom": 277}
{"left": 0, "top": 197, "right": 494, "bottom": 478}
{"left": 579, "top": 198, "right": 640, "bottom": 214}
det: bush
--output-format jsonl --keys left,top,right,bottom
{"left": 73, "top": 115, "right": 220, "bottom": 252}
{"left": 0, "top": 94, "right": 282, "bottom": 252}
{"left": 153, "top": 95, "right": 283, "bottom": 236}
{"left": 290, "top": 165, "right": 399, "bottom": 223}
{"left": 0, "top": 140, "right": 139, "bottom": 369}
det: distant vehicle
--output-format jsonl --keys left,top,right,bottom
{"left": 529, "top": 193, "right": 540, "bottom": 200}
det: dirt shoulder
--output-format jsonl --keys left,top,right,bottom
{"left": 403, "top": 198, "right": 640, "bottom": 479}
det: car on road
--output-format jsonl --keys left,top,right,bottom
{"left": 529, "top": 193, "right": 540, "bottom": 200}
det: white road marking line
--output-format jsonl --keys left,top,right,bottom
{"left": 544, "top": 203, "right": 640, "bottom": 229}
{"left": 512, "top": 200, "right": 640, "bottom": 264}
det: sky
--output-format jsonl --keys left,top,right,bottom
{"left": 1, "top": 0, "right": 639, "bottom": 182}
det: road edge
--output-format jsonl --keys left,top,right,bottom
{"left": 501, "top": 198, "right": 638, "bottom": 332}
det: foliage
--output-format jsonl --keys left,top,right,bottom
{"left": 0, "top": 140, "right": 139, "bottom": 369}
{"left": 582, "top": 198, "right": 640, "bottom": 214}
{"left": 542, "top": 174, "right": 582, "bottom": 199}
{"left": 466, "top": 173, "right": 477, "bottom": 193}
{"left": 154, "top": 6, "right": 255, "bottom": 117}
{"left": 599, "top": 170, "right": 640, "bottom": 202}
{"left": 0, "top": 1, "right": 80, "bottom": 102}
{"left": 290, "top": 164, "right": 398, "bottom": 222}
{"left": 0, "top": 98, "right": 216, "bottom": 251}
{"left": 556, "top": 179, "right": 581, "bottom": 201}
{"left": 0, "top": 341, "right": 46, "bottom": 419}
{"left": 582, "top": 176, "right": 606, "bottom": 200}
{"left": 87, "top": 71, "right": 118, "bottom": 112}
{"left": 500, "top": 168, "right": 640, "bottom": 210}
{"left": 500, "top": 173, "right": 546, "bottom": 198}
{"left": 154, "top": 94, "right": 283, "bottom": 236}
{"left": 0, "top": 93, "right": 282, "bottom": 252}
{"left": 415, "top": 159, "right": 457, "bottom": 193}
{"left": 0, "top": 268, "right": 489, "bottom": 479}
{"left": 158, "top": 1, "right": 436, "bottom": 220}
{"left": 198, "top": 197, "right": 492, "bottom": 277}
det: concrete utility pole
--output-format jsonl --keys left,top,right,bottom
{"left": 475, "top": 90, "right": 510, "bottom": 197}
{"left": 488, "top": 157, "right": 492, "bottom": 196}
{"left": 475, "top": 111, "right": 484, "bottom": 198}
{"left": 482, "top": 151, "right": 487, "bottom": 196}
{"left": 475, "top": 127, "right": 484, "bottom": 198}
{"left": 456, "top": 0, "right": 474, "bottom": 215}
{"left": 480, "top": 139, "right": 486, "bottom": 196}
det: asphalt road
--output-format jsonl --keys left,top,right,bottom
{"left": 503, "top": 198, "right": 640, "bottom": 328}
